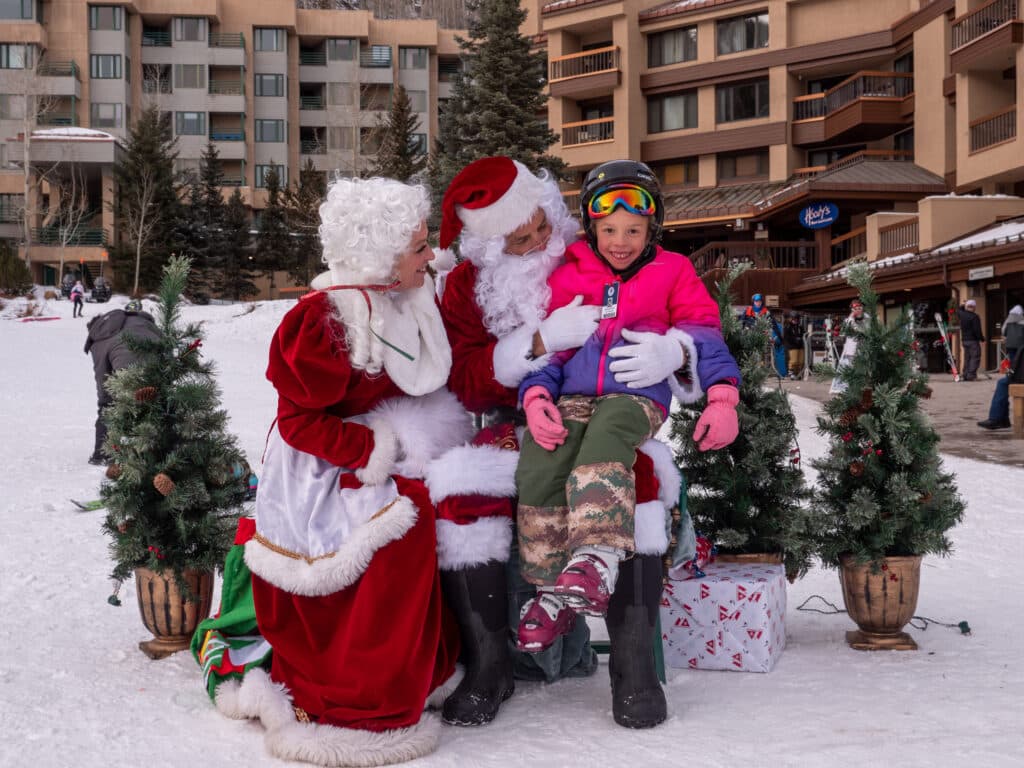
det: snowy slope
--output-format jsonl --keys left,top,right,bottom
{"left": 1, "top": 293, "right": 1020, "bottom": 768}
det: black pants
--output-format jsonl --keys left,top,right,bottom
{"left": 962, "top": 340, "right": 981, "bottom": 380}
{"left": 72, "top": 297, "right": 84, "bottom": 317}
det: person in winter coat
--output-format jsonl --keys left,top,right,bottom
{"left": 1001, "top": 304, "right": 1024, "bottom": 363}
{"left": 783, "top": 311, "right": 805, "bottom": 380}
{"left": 70, "top": 280, "right": 85, "bottom": 318}
{"left": 741, "top": 293, "right": 785, "bottom": 375}
{"left": 956, "top": 299, "right": 985, "bottom": 381}
{"left": 513, "top": 160, "right": 741, "bottom": 707}
{"left": 83, "top": 300, "right": 159, "bottom": 464}
{"left": 978, "top": 346, "right": 1024, "bottom": 429}
{"left": 436, "top": 156, "right": 684, "bottom": 729}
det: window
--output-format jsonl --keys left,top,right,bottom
{"left": 0, "top": 44, "right": 30, "bottom": 69}
{"left": 362, "top": 45, "right": 391, "bottom": 67}
{"left": 174, "top": 17, "right": 206, "bottom": 42}
{"left": 254, "top": 28, "right": 284, "bottom": 52}
{"left": 0, "top": 0, "right": 32, "bottom": 20}
{"left": 716, "top": 78, "right": 769, "bottom": 122}
{"left": 406, "top": 89, "right": 427, "bottom": 113}
{"left": 655, "top": 158, "right": 698, "bottom": 186}
{"left": 808, "top": 146, "right": 863, "bottom": 167}
{"left": 327, "top": 82, "right": 354, "bottom": 107}
{"left": 90, "top": 54, "right": 122, "bottom": 79}
{"left": 716, "top": 13, "right": 769, "bottom": 55}
{"left": 360, "top": 127, "right": 384, "bottom": 154}
{"left": 255, "top": 119, "right": 285, "bottom": 142}
{"left": 89, "top": 5, "right": 122, "bottom": 30}
{"left": 327, "top": 38, "right": 357, "bottom": 61}
{"left": 0, "top": 93, "right": 25, "bottom": 119}
{"left": 399, "top": 47, "right": 427, "bottom": 69}
{"left": 360, "top": 84, "right": 391, "bottom": 111}
{"left": 408, "top": 133, "right": 428, "bottom": 155}
{"left": 90, "top": 102, "right": 122, "bottom": 128}
{"left": 894, "top": 129, "right": 913, "bottom": 153}
{"left": 174, "top": 64, "right": 205, "bottom": 89}
{"left": 175, "top": 111, "right": 206, "bottom": 135}
{"left": 648, "top": 91, "right": 697, "bottom": 133}
{"left": 328, "top": 126, "right": 354, "bottom": 150}
{"left": 894, "top": 52, "right": 913, "bottom": 74}
{"left": 254, "top": 73, "right": 284, "bottom": 97}
{"left": 438, "top": 58, "right": 460, "bottom": 82}
{"left": 255, "top": 164, "right": 285, "bottom": 188}
{"left": 717, "top": 150, "right": 769, "bottom": 181}
{"left": 648, "top": 27, "right": 697, "bottom": 67}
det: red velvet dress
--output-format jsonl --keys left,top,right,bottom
{"left": 250, "top": 293, "right": 459, "bottom": 731}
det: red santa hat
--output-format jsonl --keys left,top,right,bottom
{"left": 440, "top": 157, "right": 547, "bottom": 249}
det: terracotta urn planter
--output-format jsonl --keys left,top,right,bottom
{"left": 838, "top": 554, "right": 921, "bottom": 651}
{"left": 134, "top": 567, "right": 214, "bottom": 659}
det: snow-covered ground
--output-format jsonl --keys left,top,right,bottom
{"left": 1, "top": 291, "right": 1021, "bottom": 768}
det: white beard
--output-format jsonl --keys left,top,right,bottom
{"left": 473, "top": 233, "right": 564, "bottom": 339}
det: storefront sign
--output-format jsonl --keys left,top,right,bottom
{"left": 968, "top": 265, "right": 994, "bottom": 280}
{"left": 799, "top": 202, "right": 839, "bottom": 229}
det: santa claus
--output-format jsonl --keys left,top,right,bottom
{"left": 428, "top": 157, "right": 690, "bottom": 729}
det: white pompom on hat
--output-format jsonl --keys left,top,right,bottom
{"left": 440, "top": 157, "right": 547, "bottom": 249}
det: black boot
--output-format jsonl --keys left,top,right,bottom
{"left": 605, "top": 554, "right": 667, "bottom": 728}
{"left": 440, "top": 562, "right": 515, "bottom": 726}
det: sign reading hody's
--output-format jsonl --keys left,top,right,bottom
{"left": 799, "top": 202, "right": 839, "bottom": 230}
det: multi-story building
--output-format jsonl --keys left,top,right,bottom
{"left": 1, "top": 0, "right": 464, "bottom": 289}
{"left": 529, "top": 0, "right": 1024, "bottom": 370}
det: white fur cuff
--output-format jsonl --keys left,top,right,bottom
{"left": 425, "top": 444, "right": 519, "bottom": 503}
{"left": 355, "top": 416, "right": 398, "bottom": 486}
{"left": 436, "top": 517, "right": 514, "bottom": 569}
{"left": 666, "top": 328, "right": 703, "bottom": 404}
{"left": 369, "top": 389, "right": 474, "bottom": 479}
{"left": 634, "top": 500, "right": 670, "bottom": 555}
{"left": 492, "top": 323, "right": 550, "bottom": 388}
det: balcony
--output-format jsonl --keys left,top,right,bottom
{"left": 792, "top": 71, "right": 913, "bottom": 146}
{"left": 951, "top": 0, "right": 1022, "bottom": 73}
{"left": 690, "top": 241, "right": 818, "bottom": 274}
{"left": 549, "top": 46, "right": 621, "bottom": 100}
{"left": 37, "top": 112, "right": 79, "bottom": 127}
{"left": 300, "top": 49, "right": 327, "bottom": 66}
{"left": 208, "top": 32, "right": 246, "bottom": 66}
{"left": 360, "top": 49, "right": 391, "bottom": 68}
{"left": 142, "top": 29, "right": 171, "bottom": 47}
{"left": 561, "top": 117, "right": 614, "bottom": 147}
{"left": 36, "top": 60, "right": 81, "bottom": 98}
{"left": 209, "top": 33, "right": 245, "bottom": 48}
{"left": 300, "top": 139, "right": 326, "bottom": 155}
{"left": 969, "top": 105, "right": 1017, "bottom": 152}
{"left": 300, "top": 95, "right": 325, "bottom": 110}
{"left": 31, "top": 227, "right": 107, "bottom": 247}
{"left": 830, "top": 227, "right": 867, "bottom": 266}
{"left": 210, "top": 129, "right": 244, "bottom": 141}
{"left": 878, "top": 218, "right": 919, "bottom": 259}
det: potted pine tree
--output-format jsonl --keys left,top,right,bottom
{"left": 813, "top": 263, "right": 965, "bottom": 650}
{"left": 101, "top": 255, "right": 248, "bottom": 659}
{"left": 671, "top": 265, "right": 816, "bottom": 581}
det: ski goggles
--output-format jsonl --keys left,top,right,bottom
{"left": 587, "top": 184, "right": 657, "bottom": 219}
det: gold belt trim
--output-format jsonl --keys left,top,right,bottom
{"left": 253, "top": 497, "right": 401, "bottom": 564}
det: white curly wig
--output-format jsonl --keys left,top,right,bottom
{"left": 319, "top": 177, "right": 431, "bottom": 285}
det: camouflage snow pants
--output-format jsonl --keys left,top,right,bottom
{"left": 516, "top": 394, "right": 663, "bottom": 586}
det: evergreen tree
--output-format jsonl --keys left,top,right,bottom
{"left": 282, "top": 159, "right": 326, "bottom": 287}
{"left": 428, "top": 0, "right": 563, "bottom": 228}
{"left": 111, "top": 105, "right": 182, "bottom": 295}
{"left": 812, "top": 263, "right": 965, "bottom": 568}
{"left": 212, "top": 188, "right": 258, "bottom": 300}
{"left": 670, "top": 265, "right": 816, "bottom": 579}
{"left": 100, "top": 255, "right": 247, "bottom": 593}
{"left": 183, "top": 142, "right": 227, "bottom": 299}
{"left": 254, "top": 166, "right": 291, "bottom": 298}
{"left": 372, "top": 85, "right": 427, "bottom": 182}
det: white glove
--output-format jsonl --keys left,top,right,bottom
{"left": 538, "top": 295, "right": 600, "bottom": 353}
{"left": 608, "top": 329, "right": 685, "bottom": 389}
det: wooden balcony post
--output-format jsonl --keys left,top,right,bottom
{"left": 815, "top": 226, "right": 832, "bottom": 273}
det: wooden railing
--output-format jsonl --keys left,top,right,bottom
{"left": 688, "top": 241, "right": 817, "bottom": 274}
{"left": 830, "top": 227, "right": 867, "bottom": 266}
{"left": 952, "top": 0, "right": 1019, "bottom": 49}
{"left": 792, "top": 93, "right": 825, "bottom": 121}
{"left": 878, "top": 218, "right": 920, "bottom": 258}
{"left": 549, "top": 46, "right": 620, "bottom": 82}
{"left": 969, "top": 105, "right": 1017, "bottom": 151}
{"left": 793, "top": 71, "right": 912, "bottom": 121}
{"left": 562, "top": 117, "right": 614, "bottom": 146}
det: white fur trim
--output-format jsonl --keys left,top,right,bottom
{"left": 354, "top": 417, "right": 398, "bottom": 486}
{"left": 492, "top": 322, "right": 550, "bottom": 388}
{"left": 639, "top": 438, "right": 682, "bottom": 509}
{"left": 431, "top": 247, "right": 457, "bottom": 274}
{"left": 424, "top": 444, "right": 519, "bottom": 503}
{"left": 666, "top": 328, "right": 703, "bottom": 404}
{"left": 245, "top": 496, "right": 417, "bottom": 596}
{"left": 634, "top": 500, "right": 670, "bottom": 555}
{"left": 367, "top": 389, "right": 474, "bottom": 479}
{"left": 217, "top": 669, "right": 441, "bottom": 767}
{"left": 457, "top": 160, "right": 546, "bottom": 242}
{"left": 424, "top": 666, "right": 465, "bottom": 710}
{"left": 436, "top": 517, "right": 514, "bottom": 570}
{"left": 310, "top": 271, "right": 331, "bottom": 291}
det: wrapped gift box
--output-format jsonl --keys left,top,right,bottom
{"left": 660, "top": 562, "right": 787, "bottom": 673}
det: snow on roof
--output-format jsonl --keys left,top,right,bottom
{"left": 932, "top": 219, "right": 1024, "bottom": 255}
{"left": 32, "top": 127, "right": 116, "bottom": 141}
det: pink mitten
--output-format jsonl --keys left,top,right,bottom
{"left": 523, "top": 386, "right": 568, "bottom": 451}
{"left": 692, "top": 384, "right": 739, "bottom": 451}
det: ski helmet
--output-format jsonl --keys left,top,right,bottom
{"left": 580, "top": 160, "right": 665, "bottom": 254}
{"left": 125, "top": 299, "right": 143, "bottom": 313}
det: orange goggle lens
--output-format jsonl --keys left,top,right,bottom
{"left": 587, "top": 185, "right": 657, "bottom": 219}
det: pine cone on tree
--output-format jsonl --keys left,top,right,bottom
{"left": 839, "top": 408, "right": 860, "bottom": 428}
{"left": 105, "top": 463, "right": 122, "bottom": 480}
{"left": 134, "top": 386, "right": 158, "bottom": 402}
{"left": 153, "top": 472, "right": 175, "bottom": 496}
{"left": 848, "top": 460, "right": 865, "bottom": 477}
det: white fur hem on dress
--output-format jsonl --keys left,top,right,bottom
{"left": 245, "top": 496, "right": 417, "bottom": 596}
{"left": 214, "top": 669, "right": 440, "bottom": 767}
{"left": 436, "top": 517, "right": 514, "bottom": 569}
{"left": 665, "top": 328, "right": 703, "bottom": 404}
{"left": 492, "top": 323, "right": 550, "bottom": 388}
{"left": 424, "top": 443, "right": 518, "bottom": 503}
